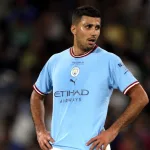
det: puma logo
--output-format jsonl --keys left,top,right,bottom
{"left": 70, "top": 79, "right": 76, "bottom": 85}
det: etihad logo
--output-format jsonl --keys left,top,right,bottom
{"left": 54, "top": 89, "right": 89, "bottom": 97}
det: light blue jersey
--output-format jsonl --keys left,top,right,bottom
{"left": 33, "top": 46, "right": 139, "bottom": 150}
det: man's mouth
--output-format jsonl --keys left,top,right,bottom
{"left": 87, "top": 38, "right": 96, "bottom": 45}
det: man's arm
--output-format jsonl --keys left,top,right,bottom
{"left": 30, "top": 90, "right": 46, "bottom": 133}
{"left": 108, "top": 84, "right": 149, "bottom": 132}
{"left": 30, "top": 90, "right": 54, "bottom": 150}
{"left": 87, "top": 84, "right": 149, "bottom": 150}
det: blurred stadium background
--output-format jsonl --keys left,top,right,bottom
{"left": 0, "top": 0, "right": 149, "bottom": 150}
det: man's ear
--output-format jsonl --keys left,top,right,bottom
{"left": 71, "top": 25, "right": 76, "bottom": 35}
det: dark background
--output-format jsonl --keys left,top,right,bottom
{"left": 0, "top": 0, "right": 149, "bottom": 150}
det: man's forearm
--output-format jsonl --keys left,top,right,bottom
{"left": 30, "top": 90, "right": 47, "bottom": 133}
{"left": 108, "top": 85, "right": 149, "bottom": 134}
{"left": 109, "top": 99, "right": 145, "bottom": 134}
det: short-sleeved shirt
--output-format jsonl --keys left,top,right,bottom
{"left": 33, "top": 46, "right": 139, "bottom": 150}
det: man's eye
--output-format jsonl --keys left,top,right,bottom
{"left": 86, "top": 25, "right": 92, "bottom": 28}
{"left": 96, "top": 26, "right": 100, "bottom": 30}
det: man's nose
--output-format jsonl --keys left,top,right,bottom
{"left": 91, "top": 28, "right": 98, "bottom": 36}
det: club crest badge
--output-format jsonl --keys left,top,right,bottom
{"left": 71, "top": 67, "right": 80, "bottom": 77}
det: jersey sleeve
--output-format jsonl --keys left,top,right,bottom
{"left": 109, "top": 54, "right": 139, "bottom": 94}
{"left": 33, "top": 56, "right": 54, "bottom": 96}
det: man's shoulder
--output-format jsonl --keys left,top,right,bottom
{"left": 54, "top": 48, "right": 70, "bottom": 56}
{"left": 49, "top": 48, "right": 70, "bottom": 59}
{"left": 97, "top": 46, "right": 119, "bottom": 60}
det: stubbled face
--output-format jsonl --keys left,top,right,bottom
{"left": 71, "top": 16, "right": 101, "bottom": 52}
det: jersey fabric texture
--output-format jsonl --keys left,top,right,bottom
{"left": 33, "top": 46, "right": 139, "bottom": 150}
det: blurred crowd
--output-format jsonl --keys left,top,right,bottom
{"left": 0, "top": 0, "right": 149, "bottom": 150}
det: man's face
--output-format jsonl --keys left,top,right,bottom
{"left": 71, "top": 16, "right": 101, "bottom": 51}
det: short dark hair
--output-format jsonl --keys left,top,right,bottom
{"left": 72, "top": 5, "right": 101, "bottom": 24}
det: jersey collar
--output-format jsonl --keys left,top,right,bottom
{"left": 70, "top": 45, "right": 98, "bottom": 58}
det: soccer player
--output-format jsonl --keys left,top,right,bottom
{"left": 30, "top": 5, "right": 149, "bottom": 150}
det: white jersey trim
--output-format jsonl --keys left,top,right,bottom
{"left": 33, "top": 84, "right": 45, "bottom": 96}
{"left": 123, "top": 81, "right": 139, "bottom": 95}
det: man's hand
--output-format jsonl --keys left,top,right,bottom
{"left": 86, "top": 129, "right": 118, "bottom": 150}
{"left": 37, "top": 130, "right": 55, "bottom": 150}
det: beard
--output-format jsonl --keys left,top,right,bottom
{"left": 76, "top": 39, "right": 95, "bottom": 52}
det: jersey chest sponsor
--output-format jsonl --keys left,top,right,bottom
{"left": 54, "top": 89, "right": 89, "bottom": 97}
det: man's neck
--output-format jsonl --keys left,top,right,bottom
{"left": 72, "top": 46, "right": 87, "bottom": 56}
